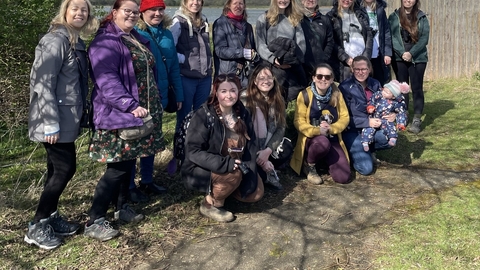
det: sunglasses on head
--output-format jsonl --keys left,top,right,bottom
{"left": 314, "top": 74, "right": 332, "bottom": 80}
{"left": 217, "top": 73, "right": 237, "bottom": 81}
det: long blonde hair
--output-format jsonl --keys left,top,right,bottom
{"left": 360, "top": 0, "right": 377, "bottom": 10}
{"left": 266, "top": 0, "right": 304, "bottom": 27}
{"left": 336, "top": 0, "right": 355, "bottom": 18}
{"left": 180, "top": 0, "right": 205, "bottom": 28}
{"left": 50, "top": 0, "right": 98, "bottom": 45}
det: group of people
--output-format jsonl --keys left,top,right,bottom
{"left": 26, "top": 0, "right": 429, "bottom": 250}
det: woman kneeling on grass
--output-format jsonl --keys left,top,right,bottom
{"left": 181, "top": 74, "right": 263, "bottom": 223}
{"left": 290, "top": 63, "right": 351, "bottom": 184}
{"left": 26, "top": 0, "right": 97, "bottom": 250}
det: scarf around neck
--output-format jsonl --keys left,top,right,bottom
{"left": 311, "top": 82, "right": 332, "bottom": 104}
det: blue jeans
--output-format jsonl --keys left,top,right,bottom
{"left": 130, "top": 155, "right": 154, "bottom": 189}
{"left": 176, "top": 76, "right": 212, "bottom": 131}
{"left": 342, "top": 130, "right": 392, "bottom": 175}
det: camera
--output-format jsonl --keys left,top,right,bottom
{"left": 311, "top": 118, "right": 320, "bottom": 127}
{"left": 237, "top": 162, "right": 250, "bottom": 175}
{"left": 342, "top": 32, "right": 350, "bottom": 42}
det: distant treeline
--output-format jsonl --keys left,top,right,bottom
{"left": 90, "top": 0, "right": 334, "bottom": 7}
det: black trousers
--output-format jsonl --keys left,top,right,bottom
{"left": 88, "top": 159, "right": 135, "bottom": 222}
{"left": 370, "top": 56, "right": 390, "bottom": 86}
{"left": 392, "top": 61, "right": 427, "bottom": 115}
{"left": 34, "top": 142, "right": 76, "bottom": 223}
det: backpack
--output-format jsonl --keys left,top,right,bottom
{"left": 173, "top": 105, "right": 214, "bottom": 167}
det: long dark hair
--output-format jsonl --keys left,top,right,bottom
{"left": 399, "top": 0, "right": 421, "bottom": 43}
{"left": 208, "top": 74, "right": 248, "bottom": 137}
{"left": 245, "top": 63, "right": 286, "bottom": 128}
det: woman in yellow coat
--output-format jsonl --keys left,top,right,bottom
{"left": 290, "top": 63, "right": 351, "bottom": 184}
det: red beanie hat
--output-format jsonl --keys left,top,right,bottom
{"left": 140, "top": 0, "right": 166, "bottom": 12}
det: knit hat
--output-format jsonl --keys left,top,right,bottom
{"left": 384, "top": 80, "right": 410, "bottom": 97}
{"left": 139, "top": 0, "right": 166, "bottom": 13}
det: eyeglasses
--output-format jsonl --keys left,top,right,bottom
{"left": 353, "top": 68, "right": 369, "bottom": 73}
{"left": 257, "top": 76, "right": 274, "bottom": 82}
{"left": 217, "top": 73, "right": 237, "bottom": 81}
{"left": 315, "top": 74, "right": 332, "bottom": 80}
{"left": 122, "top": 8, "right": 140, "bottom": 17}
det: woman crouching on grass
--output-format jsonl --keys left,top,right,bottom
{"left": 181, "top": 74, "right": 263, "bottom": 222}
{"left": 26, "top": 0, "right": 97, "bottom": 250}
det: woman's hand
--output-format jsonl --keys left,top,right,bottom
{"left": 384, "top": 56, "right": 391, "bottom": 65}
{"left": 177, "top": 102, "right": 183, "bottom": 111}
{"left": 319, "top": 121, "right": 330, "bottom": 136}
{"left": 256, "top": 148, "right": 272, "bottom": 166}
{"left": 45, "top": 132, "right": 59, "bottom": 144}
{"left": 369, "top": 118, "right": 382, "bottom": 128}
{"left": 383, "top": 113, "right": 397, "bottom": 122}
{"left": 131, "top": 106, "right": 148, "bottom": 118}
{"left": 274, "top": 58, "right": 291, "bottom": 69}
{"left": 260, "top": 161, "right": 275, "bottom": 173}
{"left": 347, "top": 57, "right": 353, "bottom": 67}
{"left": 402, "top": 52, "right": 412, "bottom": 62}
{"left": 233, "top": 159, "right": 242, "bottom": 171}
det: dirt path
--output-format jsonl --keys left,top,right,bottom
{"left": 136, "top": 165, "right": 480, "bottom": 269}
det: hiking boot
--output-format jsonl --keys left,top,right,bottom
{"left": 114, "top": 204, "right": 144, "bottom": 223}
{"left": 264, "top": 170, "right": 283, "bottom": 191}
{"left": 128, "top": 187, "right": 149, "bottom": 203}
{"left": 199, "top": 201, "right": 234, "bottom": 223}
{"left": 49, "top": 210, "right": 80, "bottom": 236}
{"left": 304, "top": 163, "right": 323, "bottom": 185}
{"left": 84, "top": 217, "right": 119, "bottom": 241}
{"left": 139, "top": 182, "right": 167, "bottom": 195}
{"left": 408, "top": 118, "right": 422, "bottom": 134}
{"left": 24, "top": 218, "right": 62, "bottom": 250}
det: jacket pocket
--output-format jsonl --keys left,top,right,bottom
{"left": 57, "top": 93, "right": 82, "bottom": 132}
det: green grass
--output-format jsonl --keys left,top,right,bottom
{"left": 1, "top": 78, "right": 480, "bottom": 268}
{"left": 373, "top": 182, "right": 480, "bottom": 269}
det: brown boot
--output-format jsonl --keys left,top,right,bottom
{"left": 199, "top": 200, "right": 234, "bottom": 223}
{"left": 304, "top": 163, "right": 323, "bottom": 185}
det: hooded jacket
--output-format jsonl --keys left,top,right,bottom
{"left": 388, "top": 9, "right": 429, "bottom": 63}
{"left": 88, "top": 21, "right": 155, "bottom": 130}
{"left": 135, "top": 15, "right": 184, "bottom": 109}
{"left": 171, "top": 9, "right": 212, "bottom": 79}
{"left": 28, "top": 25, "right": 86, "bottom": 142}
{"left": 181, "top": 102, "right": 259, "bottom": 198}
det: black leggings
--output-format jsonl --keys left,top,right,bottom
{"left": 34, "top": 143, "right": 76, "bottom": 223}
{"left": 88, "top": 159, "right": 135, "bottom": 222}
{"left": 392, "top": 61, "right": 427, "bottom": 115}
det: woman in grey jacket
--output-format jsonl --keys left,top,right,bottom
{"left": 255, "top": 0, "right": 308, "bottom": 102}
{"left": 26, "top": 0, "right": 97, "bottom": 250}
{"left": 213, "top": 0, "right": 258, "bottom": 89}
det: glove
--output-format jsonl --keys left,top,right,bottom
{"left": 397, "top": 124, "right": 406, "bottom": 131}
{"left": 367, "top": 105, "right": 375, "bottom": 114}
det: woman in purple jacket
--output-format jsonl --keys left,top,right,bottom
{"left": 84, "top": 0, "right": 164, "bottom": 241}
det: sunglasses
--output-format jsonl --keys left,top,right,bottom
{"left": 314, "top": 74, "right": 332, "bottom": 80}
{"left": 217, "top": 73, "right": 237, "bottom": 81}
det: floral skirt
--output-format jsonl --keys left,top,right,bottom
{"left": 89, "top": 113, "right": 164, "bottom": 163}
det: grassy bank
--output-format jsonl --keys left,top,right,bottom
{"left": 1, "top": 77, "right": 480, "bottom": 268}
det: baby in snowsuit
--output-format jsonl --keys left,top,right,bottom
{"left": 361, "top": 80, "right": 410, "bottom": 151}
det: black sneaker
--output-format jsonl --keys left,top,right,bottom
{"left": 114, "top": 204, "right": 145, "bottom": 223}
{"left": 128, "top": 187, "right": 149, "bottom": 203}
{"left": 84, "top": 217, "right": 119, "bottom": 241}
{"left": 139, "top": 182, "right": 167, "bottom": 195}
{"left": 49, "top": 210, "right": 80, "bottom": 236}
{"left": 24, "top": 218, "right": 62, "bottom": 250}
{"left": 264, "top": 170, "right": 283, "bottom": 191}
{"left": 408, "top": 118, "right": 422, "bottom": 134}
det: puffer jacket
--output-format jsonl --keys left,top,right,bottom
{"left": 171, "top": 10, "right": 212, "bottom": 79}
{"left": 388, "top": 9, "right": 429, "bottom": 64}
{"left": 28, "top": 25, "right": 86, "bottom": 143}
{"left": 181, "top": 102, "right": 259, "bottom": 198}
{"left": 135, "top": 16, "right": 184, "bottom": 109}
{"left": 213, "top": 14, "right": 256, "bottom": 88}
{"left": 328, "top": 0, "right": 373, "bottom": 80}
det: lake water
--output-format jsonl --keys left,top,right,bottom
{"left": 100, "top": 6, "right": 332, "bottom": 26}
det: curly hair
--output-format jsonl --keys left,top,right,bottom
{"left": 266, "top": 0, "right": 304, "bottom": 27}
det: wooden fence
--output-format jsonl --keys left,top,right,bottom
{"left": 384, "top": 0, "right": 480, "bottom": 79}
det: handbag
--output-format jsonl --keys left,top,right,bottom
{"left": 146, "top": 29, "right": 177, "bottom": 113}
{"left": 118, "top": 36, "right": 155, "bottom": 140}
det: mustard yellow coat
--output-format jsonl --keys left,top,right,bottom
{"left": 290, "top": 86, "right": 350, "bottom": 175}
